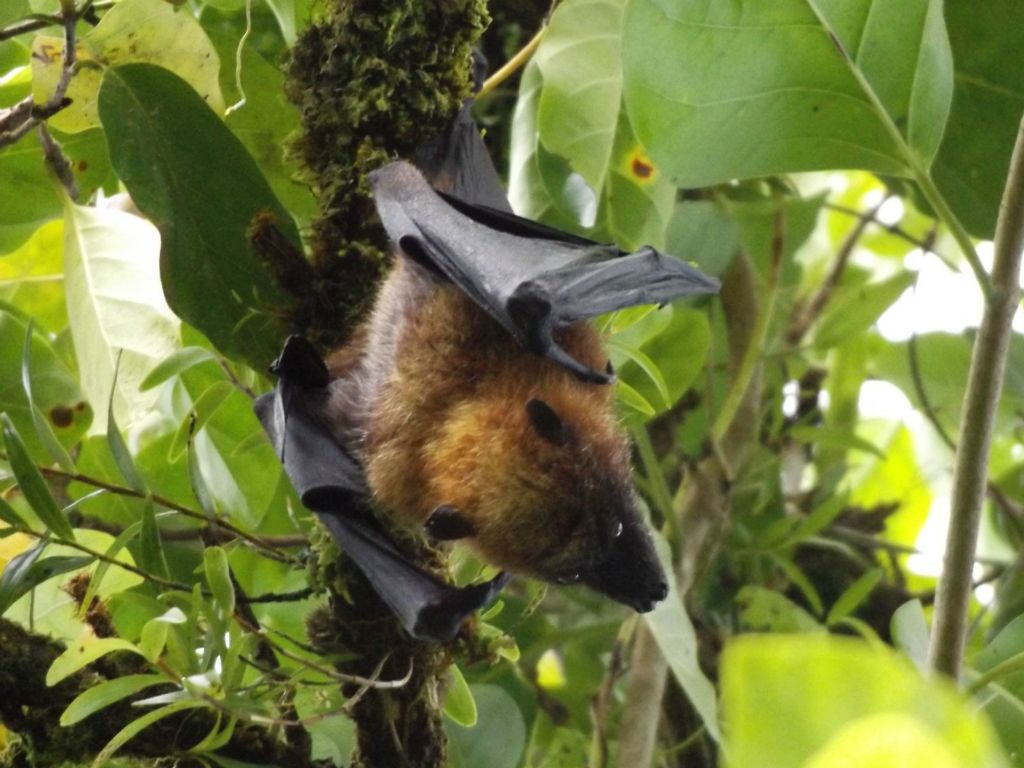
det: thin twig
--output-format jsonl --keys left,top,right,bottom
{"left": 929, "top": 113, "right": 1024, "bottom": 680}
{"left": 7, "top": 523, "right": 195, "bottom": 591}
{"left": 37, "top": 123, "right": 79, "bottom": 200}
{"left": 29, "top": 462, "right": 297, "bottom": 563}
{"left": 788, "top": 196, "right": 887, "bottom": 345}
{"left": 824, "top": 201, "right": 948, "bottom": 264}
{"left": 233, "top": 613, "right": 413, "bottom": 689}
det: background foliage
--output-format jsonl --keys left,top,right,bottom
{"left": 0, "top": 0, "right": 1023, "bottom": 766}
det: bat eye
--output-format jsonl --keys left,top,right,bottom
{"left": 526, "top": 398, "right": 568, "bottom": 445}
{"left": 613, "top": 521, "right": 624, "bottom": 539}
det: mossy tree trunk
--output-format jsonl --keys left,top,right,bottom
{"left": 285, "top": 3, "right": 489, "bottom": 765}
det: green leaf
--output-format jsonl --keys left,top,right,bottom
{"left": 664, "top": 201, "right": 741, "bottom": 278}
{"left": 106, "top": 356, "right": 147, "bottom": 493}
{"left": 0, "top": 496, "right": 28, "bottom": 529}
{"left": 534, "top": 0, "right": 624, "bottom": 192}
{"left": 31, "top": 0, "right": 224, "bottom": 133}
{"left": 931, "top": 0, "right": 1024, "bottom": 238}
{"left": 892, "top": 599, "right": 929, "bottom": 672}
{"left": 170, "top": 381, "right": 234, "bottom": 461}
{"left": 615, "top": 378, "right": 655, "bottom": 416}
{"left": 622, "top": 0, "right": 953, "bottom": 186}
{"left": 971, "top": 614, "right": 1024, "bottom": 759}
{"left": 47, "top": 636, "right": 142, "bottom": 686}
{"left": 0, "top": 310, "right": 91, "bottom": 462}
{"left": 98, "top": 63, "right": 298, "bottom": 370}
{"left": 443, "top": 664, "right": 477, "bottom": 727}
{"left": 0, "top": 545, "right": 91, "bottom": 614}
{"left": 63, "top": 199, "right": 181, "bottom": 433}
{"left": 203, "top": 545, "right": 235, "bottom": 618}
{"left": 139, "top": 500, "right": 169, "bottom": 581}
{"left": 140, "top": 348, "right": 215, "bottom": 391}
{"left": 447, "top": 685, "right": 526, "bottom": 768}
{"left": 1, "top": 413, "right": 74, "bottom": 540}
{"left": 0, "top": 220, "right": 65, "bottom": 329}
{"left": 826, "top": 568, "right": 883, "bottom": 625}
{"left": 61, "top": 673, "right": 166, "bottom": 726}
{"left": 139, "top": 607, "right": 186, "bottom": 661}
{"left": 92, "top": 700, "right": 206, "bottom": 767}
{"left": 606, "top": 340, "right": 670, "bottom": 410}
{"left": 21, "top": 319, "right": 74, "bottom": 471}
{"left": 610, "top": 303, "right": 708, "bottom": 417}
{"left": 508, "top": 60, "right": 594, "bottom": 232}
{"left": 643, "top": 532, "right": 721, "bottom": 742}
{"left": 770, "top": 555, "right": 824, "bottom": 617}
{"left": 723, "top": 635, "right": 1010, "bottom": 768}
{"left": 812, "top": 271, "right": 915, "bottom": 349}
{"left": 736, "top": 585, "right": 825, "bottom": 634}
{"left": 0, "top": 0, "right": 30, "bottom": 28}
{"left": 79, "top": 520, "right": 141, "bottom": 619}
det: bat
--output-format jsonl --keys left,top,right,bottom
{"left": 257, "top": 64, "right": 719, "bottom": 640}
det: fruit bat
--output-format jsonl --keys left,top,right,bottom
{"left": 256, "top": 80, "right": 719, "bottom": 643}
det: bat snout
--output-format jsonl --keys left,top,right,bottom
{"left": 579, "top": 517, "right": 670, "bottom": 613}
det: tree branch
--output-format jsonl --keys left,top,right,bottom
{"left": 929, "top": 113, "right": 1024, "bottom": 680}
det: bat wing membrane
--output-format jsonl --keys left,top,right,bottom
{"left": 371, "top": 162, "right": 720, "bottom": 383}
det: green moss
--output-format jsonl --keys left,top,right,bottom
{"left": 286, "top": 0, "right": 489, "bottom": 346}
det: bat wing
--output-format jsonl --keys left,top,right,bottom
{"left": 370, "top": 162, "right": 720, "bottom": 383}
{"left": 413, "top": 101, "right": 512, "bottom": 213}
{"left": 255, "top": 336, "right": 508, "bottom": 643}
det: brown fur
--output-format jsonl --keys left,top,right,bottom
{"left": 327, "top": 259, "right": 634, "bottom": 581}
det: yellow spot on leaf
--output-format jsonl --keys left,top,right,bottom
{"left": 627, "top": 147, "right": 657, "bottom": 183}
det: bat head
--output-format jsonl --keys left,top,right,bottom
{"left": 422, "top": 379, "right": 669, "bottom": 613}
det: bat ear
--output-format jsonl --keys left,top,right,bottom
{"left": 425, "top": 505, "right": 476, "bottom": 540}
{"left": 526, "top": 398, "right": 568, "bottom": 446}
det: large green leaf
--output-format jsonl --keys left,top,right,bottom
{"left": 622, "top": 0, "right": 953, "bottom": 186}
{"left": 63, "top": 199, "right": 180, "bottom": 432}
{"left": 31, "top": 0, "right": 224, "bottom": 133}
{"left": 931, "top": 0, "right": 1024, "bottom": 238}
{"left": 447, "top": 685, "right": 526, "bottom": 768}
{"left": 534, "top": 0, "right": 624, "bottom": 193}
{"left": 508, "top": 60, "right": 593, "bottom": 232}
{"left": 723, "top": 636, "right": 1010, "bottom": 768}
{"left": 98, "top": 63, "right": 298, "bottom": 370}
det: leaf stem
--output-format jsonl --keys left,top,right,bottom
{"left": 479, "top": 23, "right": 547, "bottom": 98}
{"left": 928, "top": 113, "right": 1024, "bottom": 680}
